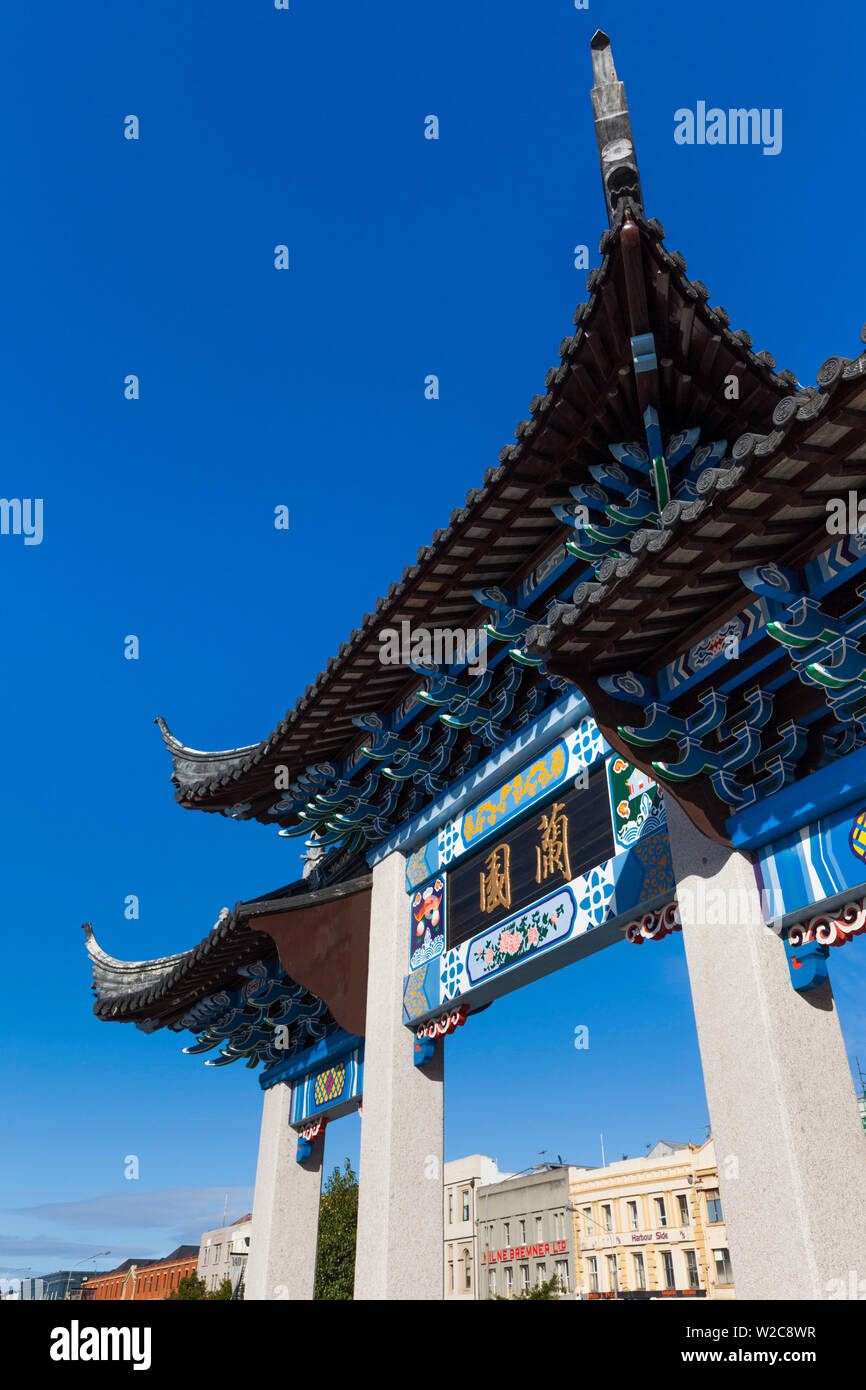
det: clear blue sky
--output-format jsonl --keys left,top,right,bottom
{"left": 2, "top": 0, "right": 866, "bottom": 1280}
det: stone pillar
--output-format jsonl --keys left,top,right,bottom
{"left": 666, "top": 795, "right": 866, "bottom": 1300}
{"left": 354, "top": 849, "right": 444, "bottom": 1299}
{"left": 245, "top": 1082, "right": 323, "bottom": 1300}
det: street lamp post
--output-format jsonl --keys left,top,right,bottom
{"left": 64, "top": 1251, "right": 111, "bottom": 1301}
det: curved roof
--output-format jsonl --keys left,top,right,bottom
{"left": 158, "top": 208, "right": 791, "bottom": 834}
{"left": 84, "top": 869, "right": 371, "bottom": 1035}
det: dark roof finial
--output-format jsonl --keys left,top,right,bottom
{"left": 589, "top": 31, "right": 644, "bottom": 226}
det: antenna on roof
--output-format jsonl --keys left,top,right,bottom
{"left": 589, "top": 31, "right": 644, "bottom": 227}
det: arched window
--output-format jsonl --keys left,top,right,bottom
{"left": 462, "top": 1248, "right": 472, "bottom": 1291}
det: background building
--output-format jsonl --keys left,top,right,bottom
{"left": 477, "top": 1164, "right": 591, "bottom": 1300}
{"left": 199, "top": 1213, "right": 252, "bottom": 1296}
{"left": 14, "top": 1270, "right": 89, "bottom": 1301}
{"left": 571, "top": 1138, "right": 734, "bottom": 1300}
{"left": 444, "top": 1156, "right": 512, "bottom": 1299}
{"left": 81, "top": 1247, "right": 199, "bottom": 1301}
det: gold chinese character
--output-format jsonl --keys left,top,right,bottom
{"left": 536, "top": 802, "right": 572, "bottom": 884}
{"left": 480, "top": 844, "right": 511, "bottom": 913}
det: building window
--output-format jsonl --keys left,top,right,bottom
{"left": 448, "top": 1261, "right": 454, "bottom": 1292}
{"left": 536, "top": 1216, "right": 543, "bottom": 1242}
{"left": 214, "top": 1246, "right": 221, "bottom": 1262}
{"left": 537, "top": 1262, "right": 547, "bottom": 1285}
{"left": 555, "top": 1260, "right": 569, "bottom": 1293}
{"left": 463, "top": 1249, "right": 472, "bottom": 1290}
{"left": 661, "top": 1251, "right": 675, "bottom": 1290}
{"left": 462, "top": 1191, "right": 470, "bottom": 1222}
{"left": 520, "top": 1264, "right": 530, "bottom": 1291}
{"left": 503, "top": 1222, "right": 510, "bottom": 1245}
{"left": 706, "top": 1188, "right": 724, "bottom": 1223}
{"left": 678, "top": 1193, "right": 690, "bottom": 1226}
{"left": 448, "top": 1193, "right": 454, "bottom": 1224}
{"left": 713, "top": 1248, "right": 734, "bottom": 1285}
{"left": 654, "top": 1196, "right": 667, "bottom": 1227}
{"left": 582, "top": 1206, "right": 593, "bottom": 1234}
{"left": 602, "top": 1204, "right": 613, "bottom": 1233}
{"left": 633, "top": 1251, "right": 646, "bottom": 1290}
{"left": 504, "top": 1267, "right": 513, "bottom": 1297}
{"left": 519, "top": 1219, "right": 526, "bottom": 1244}
{"left": 587, "top": 1257, "right": 598, "bottom": 1293}
{"left": 202, "top": 1247, "right": 209, "bottom": 1265}
{"left": 685, "top": 1249, "right": 700, "bottom": 1289}
{"left": 488, "top": 1269, "right": 496, "bottom": 1297}
{"left": 606, "top": 1254, "right": 618, "bottom": 1292}
{"left": 627, "top": 1200, "right": 638, "bottom": 1231}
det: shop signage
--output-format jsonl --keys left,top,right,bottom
{"left": 482, "top": 1240, "right": 568, "bottom": 1264}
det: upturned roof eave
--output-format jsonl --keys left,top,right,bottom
{"left": 157, "top": 214, "right": 793, "bottom": 823}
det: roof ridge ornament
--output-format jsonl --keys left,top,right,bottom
{"left": 589, "top": 30, "right": 645, "bottom": 227}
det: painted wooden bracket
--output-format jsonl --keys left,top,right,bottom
{"left": 413, "top": 1006, "right": 467, "bottom": 1067}
{"left": 783, "top": 932, "right": 829, "bottom": 992}
{"left": 783, "top": 896, "right": 866, "bottom": 992}
{"left": 296, "top": 1115, "right": 327, "bottom": 1163}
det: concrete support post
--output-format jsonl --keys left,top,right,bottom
{"left": 666, "top": 796, "right": 866, "bottom": 1299}
{"left": 245, "top": 1082, "right": 323, "bottom": 1300}
{"left": 354, "top": 849, "right": 444, "bottom": 1300}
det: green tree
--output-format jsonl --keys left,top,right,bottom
{"left": 207, "top": 1277, "right": 233, "bottom": 1301}
{"left": 168, "top": 1273, "right": 208, "bottom": 1301}
{"left": 314, "top": 1157, "right": 358, "bottom": 1300}
{"left": 494, "top": 1276, "right": 564, "bottom": 1301}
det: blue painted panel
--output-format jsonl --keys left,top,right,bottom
{"left": 753, "top": 798, "right": 866, "bottom": 923}
{"left": 729, "top": 746, "right": 866, "bottom": 852}
{"left": 259, "top": 1028, "right": 362, "bottom": 1091}
{"left": 289, "top": 1046, "right": 364, "bottom": 1127}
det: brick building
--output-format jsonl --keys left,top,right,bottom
{"left": 81, "top": 1246, "right": 199, "bottom": 1301}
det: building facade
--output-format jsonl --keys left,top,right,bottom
{"left": 81, "top": 1247, "right": 199, "bottom": 1301}
{"left": 15, "top": 1270, "right": 89, "bottom": 1301}
{"left": 444, "top": 1155, "right": 511, "bottom": 1299}
{"left": 571, "top": 1139, "right": 734, "bottom": 1300}
{"left": 477, "top": 1166, "right": 585, "bottom": 1300}
{"left": 199, "top": 1214, "right": 252, "bottom": 1295}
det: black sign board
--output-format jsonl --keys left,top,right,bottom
{"left": 446, "top": 767, "right": 613, "bottom": 951}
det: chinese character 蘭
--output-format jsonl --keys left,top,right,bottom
{"left": 536, "top": 802, "right": 572, "bottom": 884}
